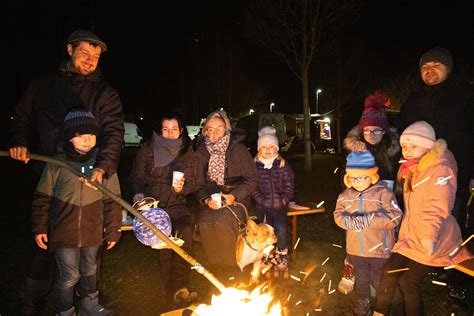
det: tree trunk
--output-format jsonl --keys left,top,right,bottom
{"left": 302, "top": 67, "right": 312, "bottom": 171}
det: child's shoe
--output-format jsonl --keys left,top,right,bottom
{"left": 77, "top": 291, "right": 112, "bottom": 315}
{"left": 272, "top": 248, "right": 289, "bottom": 278}
{"left": 352, "top": 297, "right": 371, "bottom": 316}
{"left": 338, "top": 258, "right": 355, "bottom": 294}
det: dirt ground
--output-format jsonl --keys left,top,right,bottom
{"left": 0, "top": 149, "right": 473, "bottom": 315}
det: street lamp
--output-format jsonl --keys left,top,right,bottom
{"left": 249, "top": 108, "right": 255, "bottom": 114}
{"left": 315, "top": 89, "right": 322, "bottom": 114}
{"left": 270, "top": 102, "right": 275, "bottom": 112}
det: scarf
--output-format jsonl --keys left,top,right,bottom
{"left": 205, "top": 133, "right": 230, "bottom": 185}
{"left": 63, "top": 142, "right": 95, "bottom": 163}
{"left": 152, "top": 131, "right": 182, "bottom": 168}
{"left": 258, "top": 153, "right": 278, "bottom": 169}
{"left": 400, "top": 158, "right": 420, "bottom": 177}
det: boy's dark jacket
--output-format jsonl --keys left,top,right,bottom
{"left": 253, "top": 156, "right": 294, "bottom": 209}
{"left": 31, "top": 149, "right": 122, "bottom": 250}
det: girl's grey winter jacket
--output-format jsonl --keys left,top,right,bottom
{"left": 31, "top": 151, "right": 122, "bottom": 251}
{"left": 334, "top": 183, "right": 402, "bottom": 258}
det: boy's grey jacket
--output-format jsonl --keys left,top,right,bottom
{"left": 334, "top": 183, "right": 402, "bottom": 258}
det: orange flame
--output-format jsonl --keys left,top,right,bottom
{"left": 193, "top": 285, "right": 282, "bottom": 315}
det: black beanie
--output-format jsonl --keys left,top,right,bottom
{"left": 419, "top": 47, "right": 453, "bottom": 73}
{"left": 63, "top": 108, "right": 99, "bottom": 141}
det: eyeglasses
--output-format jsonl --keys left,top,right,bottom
{"left": 363, "top": 129, "right": 385, "bottom": 136}
{"left": 206, "top": 126, "right": 226, "bottom": 134}
{"left": 347, "top": 176, "right": 369, "bottom": 183}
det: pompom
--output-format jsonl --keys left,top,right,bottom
{"left": 364, "top": 91, "right": 391, "bottom": 109}
{"left": 258, "top": 126, "right": 277, "bottom": 137}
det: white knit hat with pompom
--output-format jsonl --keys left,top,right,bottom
{"left": 257, "top": 126, "right": 279, "bottom": 151}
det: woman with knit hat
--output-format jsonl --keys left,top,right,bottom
{"left": 344, "top": 90, "right": 401, "bottom": 187}
{"left": 339, "top": 91, "right": 402, "bottom": 295}
{"left": 373, "top": 121, "right": 473, "bottom": 316}
{"left": 253, "top": 126, "right": 294, "bottom": 277}
{"left": 334, "top": 150, "right": 402, "bottom": 315}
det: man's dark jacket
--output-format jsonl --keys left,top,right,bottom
{"left": 10, "top": 61, "right": 124, "bottom": 176}
{"left": 395, "top": 76, "right": 474, "bottom": 187}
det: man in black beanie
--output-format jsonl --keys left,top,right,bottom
{"left": 396, "top": 47, "right": 473, "bottom": 233}
{"left": 395, "top": 47, "right": 473, "bottom": 305}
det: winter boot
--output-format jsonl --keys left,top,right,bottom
{"left": 338, "top": 257, "right": 355, "bottom": 295}
{"left": 56, "top": 306, "right": 76, "bottom": 316}
{"left": 76, "top": 291, "right": 112, "bottom": 316}
{"left": 272, "top": 248, "right": 289, "bottom": 278}
{"left": 261, "top": 252, "right": 273, "bottom": 279}
{"left": 352, "top": 297, "right": 371, "bottom": 316}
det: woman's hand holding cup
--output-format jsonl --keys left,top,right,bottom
{"left": 172, "top": 171, "right": 185, "bottom": 193}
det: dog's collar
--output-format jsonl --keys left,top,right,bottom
{"left": 243, "top": 235, "right": 260, "bottom": 252}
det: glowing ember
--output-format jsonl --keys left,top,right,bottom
{"left": 193, "top": 285, "right": 282, "bottom": 316}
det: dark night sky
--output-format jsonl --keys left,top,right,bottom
{"left": 6, "top": 0, "right": 474, "bottom": 126}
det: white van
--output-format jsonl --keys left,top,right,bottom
{"left": 186, "top": 125, "right": 202, "bottom": 141}
{"left": 123, "top": 122, "right": 143, "bottom": 147}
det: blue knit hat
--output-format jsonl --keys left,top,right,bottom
{"left": 346, "top": 150, "right": 375, "bottom": 169}
{"left": 344, "top": 150, "right": 380, "bottom": 188}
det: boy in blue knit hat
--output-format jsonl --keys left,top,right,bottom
{"left": 334, "top": 150, "right": 402, "bottom": 315}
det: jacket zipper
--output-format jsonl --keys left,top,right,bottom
{"left": 78, "top": 166, "right": 84, "bottom": 247}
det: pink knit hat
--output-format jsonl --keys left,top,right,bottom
{"left": 359, "top": 91, "right": 390, "bottom": 129}
{"left": 400, "top": 121, "right": 436, "bottom": 149}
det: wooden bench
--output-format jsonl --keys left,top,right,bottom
{"left": 454, "top": 258, "right": 474, "bottom": 277}
{"left": 288, "top": 204, "right": 325, "bottom": 251}
{"left": 122, "top": 204, "right": 326, "bottom": 252}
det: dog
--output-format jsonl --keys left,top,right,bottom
{"left": 235, "top": 219, "right": 277, "bottom": 284}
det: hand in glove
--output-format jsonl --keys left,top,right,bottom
{"left": 421, "top": 239, "right": 436, "bottom": 255}
{"left": 133, "top": 193, "right": 145, "bottom": 203}
{"left": 346, "top": 214, "right": 372, "bottom": 231}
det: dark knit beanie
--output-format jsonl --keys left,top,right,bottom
{"left": 419, "top": 47, "right": 453, "bottom": 73}
{"left": 63, "top": 108, "right": 99, "bottom": 141}
{"left": 67, "top": 29, "right": 107, "bottom": 52}
{"left": 358, "top": 91, "right": 390, "bottom": 129}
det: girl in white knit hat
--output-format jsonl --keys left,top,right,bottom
{"left": 253, "top": 126, "right": 294, "bottom": 277}
{"left": 374, "top": 121, "right": 473, "bottom": 316}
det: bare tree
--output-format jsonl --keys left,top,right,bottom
{"left": 246, "top": 0, "right": 358, "bottom": 170}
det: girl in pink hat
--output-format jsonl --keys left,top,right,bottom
{"left": 374, "top": 121, "right": 473, "bottom": 316}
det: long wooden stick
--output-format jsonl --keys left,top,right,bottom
{"left": 0, "top": 150, "right": 226, "bottom": 293}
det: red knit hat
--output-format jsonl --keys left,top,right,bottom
{"left": 358, "top": 91, "right": 390, "bottom": 129}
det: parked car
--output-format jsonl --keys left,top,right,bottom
{"left": 124, "top": 122, "right": 143, "bottom": 147}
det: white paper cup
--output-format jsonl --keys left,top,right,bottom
{"left": 172, "top": 171, "right": 184, "bottom": 187}
{"left": 210, "top": 193, "right": 222, "bottom": 208}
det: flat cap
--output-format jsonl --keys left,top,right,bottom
{"left": 67, "top": 29, "right": 107, "bottom": 52}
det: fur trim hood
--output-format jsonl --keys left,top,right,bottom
{"left": 344, "top": 126, "right": 400, "bottom": 158}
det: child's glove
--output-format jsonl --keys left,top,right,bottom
{"left": 346, "top": 214, "right": 372, "bottom": 231}
{"left": 421, "top": 239, "right": 436, "bottom": 255}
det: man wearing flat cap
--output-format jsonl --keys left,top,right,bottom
{"left": 9, "top": 29, "right": 124, "bottom": 315}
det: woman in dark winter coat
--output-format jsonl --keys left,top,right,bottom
{"left": 129, "top": 111, "right": 197, "bottom": 306}
{"left": 194, "top": 110, "right": 258, "bottom": 279}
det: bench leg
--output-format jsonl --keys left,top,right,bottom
{"left": 291, "top": 215, "right": 297, "bottom": 251}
